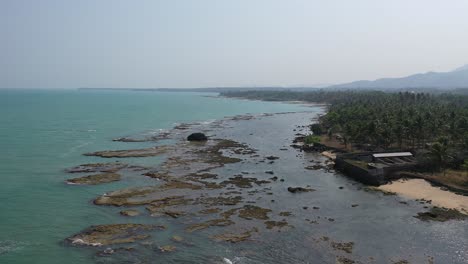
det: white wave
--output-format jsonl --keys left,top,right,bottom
{"left": 223, "top": 257, "right": 244, "bottom": 264}
{"left": 201, "top": 119, "right": 216, "bottom": 125}
{"left": 223, "top": 258, "right": 233, "bottom": 264}
{"left": 0, "top": 240, "right": 28, "bottom": 255}
{"left": 71, "top": 238, "right": 102, "bottom": 247}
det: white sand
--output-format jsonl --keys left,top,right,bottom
{"left": 378, "top": 179, "right": 468, "bottom": 214}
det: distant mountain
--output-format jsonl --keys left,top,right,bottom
{"left": 329, "top": 65, "right": 468, "bottom": 89}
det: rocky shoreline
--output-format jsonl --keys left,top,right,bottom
{"left": 63, "top": 111, "right": 467, "bottom": 263}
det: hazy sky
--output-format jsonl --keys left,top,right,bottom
{"left": 2, "top": 0, "right": 468, "bottom": 88}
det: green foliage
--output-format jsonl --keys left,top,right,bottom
{"left": 310, "top": 124, "right": 323, "bottom": 135}
{"left": 304, "top": 135, "right": 321, "bottom": 145}
{"left": 462, "top": 160, "right": 468, "bottom": 176}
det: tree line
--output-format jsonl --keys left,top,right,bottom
{"left": 222, "top": 90, "right": 468, "bottom": 171}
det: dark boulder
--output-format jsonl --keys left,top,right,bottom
{"left": 287, "top": 187, "right": 315, "bottom": 193}
{"left": 187, "top": 133, "right": 208, "bottom": 141}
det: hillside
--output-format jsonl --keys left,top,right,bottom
{"left": 329, "top": 65, "right": 468, "bottom": 89}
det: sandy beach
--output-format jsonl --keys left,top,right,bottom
{"left": 379, "top": 179, "right": 468, "bottom": 214}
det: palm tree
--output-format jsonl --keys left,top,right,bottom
{"left": 428, "top": 142, "right": 452, "bottom": 175}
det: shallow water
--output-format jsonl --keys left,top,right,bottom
{"left": 1, "top": 89, "right": 467, "bottom": 264}
{"left": 0, "top": 89, "right": 311, "bottom": 264}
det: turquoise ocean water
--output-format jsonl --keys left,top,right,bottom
{"left": 0, "top": 89, "right": 311, "bottom": 264}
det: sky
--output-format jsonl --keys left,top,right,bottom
{"left": 1, "top": 0, "right": 468, "bottom": 89}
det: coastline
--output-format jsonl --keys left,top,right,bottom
{"left": 223, "top": 93, "right": 468, "bottom": 213}
{"left": 62, "top": 109, "right": 467, "bottom": 263}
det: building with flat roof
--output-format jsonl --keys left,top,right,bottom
{"left": 335, "top": 151, "right": 418, "bottom": 185}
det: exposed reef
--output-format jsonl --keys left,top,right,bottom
{"left": 211, "top": 228, "right": 258, "bottom": 243}
{"left": 119, "top": 209, "right": 140, "bottom": 217}
{"left": 415, "top": 207, "right": 467, "bottom": 222}
{"left": 67, "top": 173, "right": 121, "bottom": 185}
{"left": 66, "top": 162, "right": 127, "bottom": 173}
{"left": 66, "top": 224, "right": 163, "bottom": 246}
{"left": 287, "top": 186, "right": 315, "bottom": 193}
{"left": 84, "top": 146, "right": 170, "bottom": 158}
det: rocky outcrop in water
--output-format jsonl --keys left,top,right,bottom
{"left": 66, "top": 224, "right": 164, "bottom": 246}
{"left": 67, "top": 173, "right": 121, "bottom": 185}
{"left": 84, "top": 146, "right": 170, "bottom": 158}
{"left": 415, "top": 207, "right": 467, "bottom": 222}
{"left": 187, "top": 133, "right": 208, "bottom": 141}
{"left": 65, "top": 162, "right": 127, "bottom": 173}
{"left": 287, "top": 186, "right": 315, "bottom": 193}
{"left": 119, "top": 210, "right": 140, "bottom": 217}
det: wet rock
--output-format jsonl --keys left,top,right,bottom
{"left": 287, "top": 187, "right": 315, "bottom": 193}
{"left": 162, "top": 210, "right": 186, "bottom": 219}
{"left": 66, "top": 162, "right": 127, "bottom": 173}
{"left": 84, "top": 146, "right": 170, "bottom": 158}
{"left": 113, "top": 132, "right": 171, "bottom": 142}
{"left": 363, "top": 187, "right": 396, "bottom": 196}
{"left": 119, "top": 209, "right": 140, "bottom": 217}
{"left": 221, "top": 175, "right": 270, "bottom": 188}
{"left": 270, "top": 176, "right": 278, "bottom": 181}
{"left": 143, "top": 172, "right": 174, "bottom": 181}
{"left": 146, "top": 196, "right": 193, "bottom": 213}
{"left": 336, "top": 256, "right": 355, "bottom": 264}
{"left": 331, "top": 241, "right": 354, "bottom": 253}
{"left": 304, "top": 165, "right": 325, "bottom": 170}
{"left": 415, "top": 207, "right": 467, "bottom": 222}
{"left": 159, "top": 245, "right": 176, "bottom": 252}
{"left": 171, "top": 235, "right": 184, "bottom": 243}
{"left": 174, "top": 123, "right": 191, "bottom": 130}
{"left": 392, "top": 260, "right": 409, "bottom": 264}
{"left": 211, "top": 228, "right": 257, "bottom": 243}
{"left": 94, "top": 187, "right": 157, "bottom": 206}
{"left": 198, "top": 208, "right": 222, "bottom": 215}
{"left": 161, "top": 180, "right": 203, "bottom": 190}
{"left": 67, "top": 173, "right": 121, "bottom": 185}
{"left": 187, "top": 133, "right": 208, "bottom": 141}
{"left": 264, "top": 220, "right": 289, "bottom": 230}
{"left": 238, "top": 205, "right": 272, "bottom": 220}
{"left": 67, "top": 224, "right": 163, "bottom": 246}
{"left": 279, "top": 212, "right": 292, "bottom": 217}
{"left": 186, "top": 219, "right": 234, "bottom": 232}
{"left": 195, "top": 196, "right": 243, "bottom": 206}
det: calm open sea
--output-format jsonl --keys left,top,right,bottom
{"left": 0, "top": 89, "right": 311, "bottom": 264}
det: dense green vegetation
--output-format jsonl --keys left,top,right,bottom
{"left": 304, "top": 134, "right": 321, "bottom": 145}
{"left": 222, "top": 90, "right": 468, "bottom": 172}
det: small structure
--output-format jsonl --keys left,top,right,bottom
{"left": 335, "top": 151, "right": 418, "bottom": 185}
